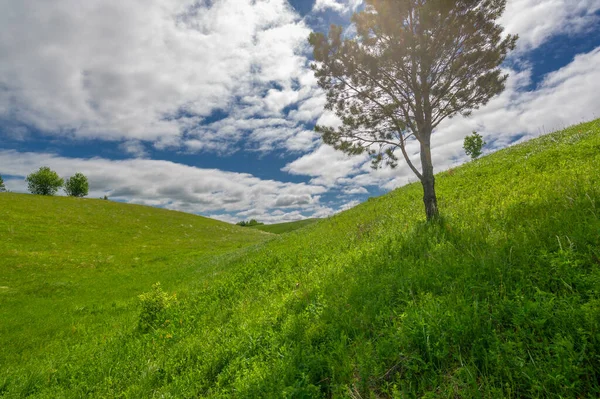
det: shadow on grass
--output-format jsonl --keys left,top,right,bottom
{"left": 271, "top": 185, "right": 600, "bottom": 398}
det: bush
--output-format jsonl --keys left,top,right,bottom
{"left": 236, "top": 219, "right": 264, "bottom": 227}
{"left": 463, "top": 131, "right": 486, "bottom": 159}
{"left": 26, "top": 167, "right": 64, "bottom": 196}
{"left": 64, "top": 173, "right": 89, "bottom": 197}
{"left": 137, "top": 282, "right": 177, "bottom": 332}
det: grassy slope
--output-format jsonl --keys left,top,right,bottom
{"left": 0, "top": 196, "right": 269, "bottom": 380}
{"left": 2, "top": 120, "right": 600, "bottom": 398}
{"left": 250, "top": 218, "right": 320, "bottom": 234}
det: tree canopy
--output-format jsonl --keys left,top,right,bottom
{"left": 309, "top": 0, "right": 517, "bottom": 220}
{"left": 0, "top": 174, "right": 6, "bottom": 192}
{"left": 64, "top": 173, "right": 89, "bottom": 197}
{"left": 464, "top": 131, "right": 486, "bottom": 159}
{"left": 26, "top": 167, "right": 64, "bottom": 196}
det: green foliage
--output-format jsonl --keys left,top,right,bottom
{"left": 25, "top": 166, "right": 64, "bottom": 196}
{"left": 464, "top": 131, "right": 487, "bottom": 159}
{"left": 309, "top": 0, "right": 517, "bottom": 220}
{"left": 0, "top": 174, "right": 5, "bottom": 192}
{"left": 237, "top": 219, "right": 264, "bottom": 227}
{"left": 137, "top": 283, "right": 178, "bottom": 332}
{"left": 1, "top": 121, "right": 600, "bottom": 398}
{"left": 64, "top": 172, "right": 89, "bottom": 197}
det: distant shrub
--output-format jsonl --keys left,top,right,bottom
{"left": 26, "top": 167, "right": 64, "bottom": 196}
{"left": 0, "top": 174, "right": 6, "bottom": 192}
{"left": 138, "top": 282, "right": 177, "bottom": 332}
{"left": 236, "top": 219, "right": 264, "bottom": 227}
{"left": 64, "top": 172, "right": 89, "bottom": 197}
{"left": 463, "top": 131, "right": 486, "bottom": 159}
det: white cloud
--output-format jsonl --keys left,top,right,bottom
{"left": 501, "top": 0, "right": 600, "bottom": 51}
{"left": 289, "top": 95, "right": 327, "bottom": 123}
{"left": 210, "top": 204, "right": 334, "bottom": 224}
{"left": 0, "top": 0, "right": 317, "bottom": 153}
{"left": 1, "top": 0, "right": 597, "bottom": 158}
{"left": 312, "top": 0, "right": 600, "bottom": 51}
{"left": 282, "top": 145, "right": 368, "bottom": 186}
{"left": 313, "top": 0, "right": 345, "bottom": 12}
{"left": 0, "top": 150, "right": 331, "bottom": 222}
{"left": 337, "top": 199, "right": 361, "bottom": 212}
{"left": 312, "top": 0, "right": 362, "bottom": 13}
{"left": 342, "top": 186, "right": 368, "bottom": 195}
{"left": 119, "top": 141, "right": 149, "bottom": 158}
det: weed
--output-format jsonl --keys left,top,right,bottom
{"left": 137, "top": 283, "right": 178, "bottom": 332}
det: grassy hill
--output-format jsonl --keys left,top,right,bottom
{"left": 0, "top": 196, "right": 270, "bottom": 387}
{"left": 1, "top": 120, "right": 600, "bottom": 398}
{"left": 249, "top": 218, "right": 320, "bottom": 234}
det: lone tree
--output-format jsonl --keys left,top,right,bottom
{"left": 64, "top": 172, "right": 89, "bottom": 197}
{"left": 0, "top": 174, "right": 6, "bottom": 192}
{"left": 463, "top": 131, "right": 486, "bottom": 159}
{"left": 309, "top": 0, "right": 517, "bottom": 220}
{"left": 26, "top": 167, "right": 64, "bottom": 196}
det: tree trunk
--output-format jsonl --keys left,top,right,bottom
{"left": 419, "top": 140, "right": 439, "bottom": 221}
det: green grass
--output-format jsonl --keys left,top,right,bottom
{"left": 249, "top": 218, "right": 320, "bottom": 234}
{"left": 0, "top": 197, "right": 269, "bottom": 386}
{"left": 1, "top": 120, "right": 600, "bottom": 398}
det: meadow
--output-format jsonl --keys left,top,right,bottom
{"left": 0, "top": 196, "right": 269, "bottom": 392}
{"left": 1, "top": 120, "right": 599, "bottom": 398}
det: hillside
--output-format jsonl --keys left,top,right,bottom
{"left": 1, "top": 120, "right": 600, "bottom": 398}
{"left": 250, "top": 218, "right": 320, "bottom": 234}
{"left": 0, "top": 195, "right": 270, "bottom": 383}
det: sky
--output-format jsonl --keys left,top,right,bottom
{"left": 1, "top": 0, "right": 599, "bottom": 224}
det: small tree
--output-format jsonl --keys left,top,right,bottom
{"left": 0, "top": 174, "right": 6, "bottom": 192}
{"left": 309, "top": 0, "right": 517, "bottom": 220}
{"left": 64, "top": 172, "right": 89, "bottom": 197}
{"left": 26, "top": 167, "right": 64, "bottom": 196}
{"left": 463, "top": 131, "right": 486, "bottom": 159}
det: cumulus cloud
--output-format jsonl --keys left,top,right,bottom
{"left": 312, "top": 0, "right": 362, "bottom": 13}
{"left": 342, "top": 186, "right": 368, "bottom": 195}
{"left": 119, "top": 141, "right": 149, "bottom": 158}
{"left": 501, "top": 0, "right": 600, "bottom": 51}
{"left": 0, "top": 0, "right": 318, "bottom": 153}
{"left": 338, "top": 199, "right": 361, "bottom": 212}
{"left": 2, "top": 0, "right": 593, "bottom": 157}
{"left": 0, "top": 150, "right": 332, "bottom": 222}
{"left": 282, "top": 145, "right": 368, "bottom": 186}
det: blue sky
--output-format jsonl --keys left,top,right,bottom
{"left": 1, "top": 0, "right": 599, "bottom": 223}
